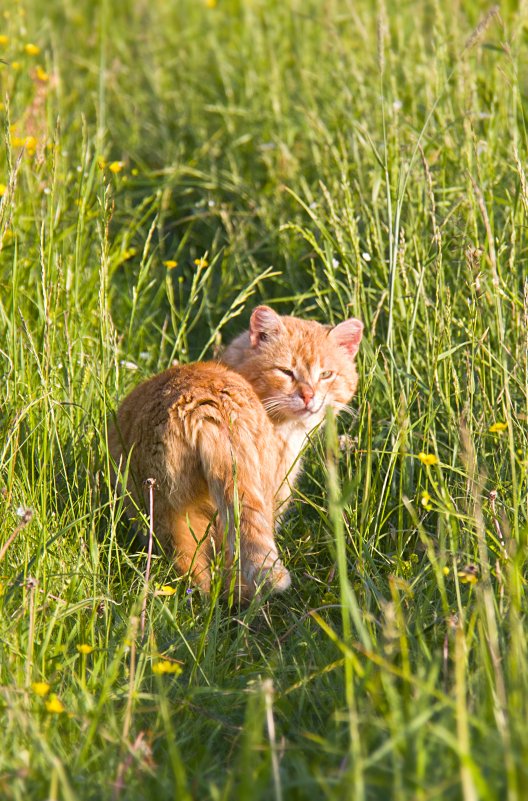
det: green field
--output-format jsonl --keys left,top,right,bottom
{"left": 1, "top": 0, "right": 528, "bottom": 798}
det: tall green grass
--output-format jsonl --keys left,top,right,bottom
{"left": 1, "top": 0, "right": 528, "bottom": 798}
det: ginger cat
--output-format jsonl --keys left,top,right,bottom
{"left": 108, "top": 306, "right": 363, "bottom": 600}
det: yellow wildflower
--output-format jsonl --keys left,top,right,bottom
{"left": 109, "top": 161, "right": 124, "bottom": 173}
{"left": 0, "top": 35, "right": 8, "bottom": 46}
{"left": 206, "top": 0, "right": 217, "bottom": 7}
{"left": 157, "top": 584, "right": 177, "bottom": 595}
{"left": 76, "top": 644, "right": 94, "bottom": 655}
{"left": 45, "top": 694, "right": 65, "bottom": 713}
{"left": 12, "top": 135, "right": 37, "bottom": 153}
{"left": 24, "top": 43, "right": 40, "bottom": 56}
{"left": 152, "top": 660, "right": 182, "bottom": 675}
{"left": 418, "top": 452, "right": 438, "bottom": 466}
{"left": 0, "top": 184, "right": 6, "bottom": 197}
{"left": 24, "top": 135, "right": 37, "bottom": 155}
{"left": 420, "top": 491, "right": 432, "bottom": 510}
{"left": 489, "top": 422, "right": 507, "bottom": 433}
{"left": 11, "top": 61, "right": 21, "bottom": 71}
{"left": 35, "top": 65, "right": 49, "bottom": 81}
{"left": 457, "top": 564, "right": 479, "bottom": 585}
{"left": 443, "top": 566, "right": 450, "bottom": 576}
{"left": 31, "top": 681, "right": 50, "bottom": 697}
{"left": 163, "top": 260, "right": 178, "bottom": 270}
{"left": 194, "top": 257, "right": 208, "bottom": 268}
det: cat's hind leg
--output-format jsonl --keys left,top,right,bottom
{"left": 196, "top": 415, "right": 291, "bottom": 600}
{"left": 151, "top": 499, "right": 213, "bottom": 592}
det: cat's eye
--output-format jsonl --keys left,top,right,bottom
{"left": 320, "top": 370, "right": 334, "bottom": 380}
{"left": 277, "top": 368, "right": 295, "bottom": 378}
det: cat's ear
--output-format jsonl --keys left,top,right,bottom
{"left": 249, "top": 306, "right": 283, "bottom": 347}
{"left": 329, "top": 318, "right": 363, "bottom": 358}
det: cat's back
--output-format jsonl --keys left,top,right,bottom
{"left": 111, "top": 361, "right": 272, "bottom": 448}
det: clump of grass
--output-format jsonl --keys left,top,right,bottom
{"left": 1, "top": 0, "right": 528, "bottom": 799}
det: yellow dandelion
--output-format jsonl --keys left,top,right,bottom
{"left": 194, "top": 257, "right": 208, "bottom": 268}
{"left": 11, "top": 61, "right": 21, "bottom": 71}
{"left": 0, "top": 35, "right": 8, "bottom": 46}
{"left": 24, "top": 135, "right": 37, "bottom": 151}
{"left": 163, "top": 260, "right": 178, "bottom": 270}
{"left": 489, "top": 422, "right": 507, "bottom": 433}
{"left": 420, "top": 491, "right": 432, "bottom": 510}
{"left": 152, "top": 660, "right": 183, "bottom": 675}
{"left": 157, "top": 584, "right": 177, "bottom": 595}
{"left": 24, "top": 43, "right": 40, "bottom": 56}
{"left": 31, "top": 681, "right": 50, "bottom": 697}
{"left": 35, "top": 65, "right": 49, "bottom": 82}
{"left": 0, "top": 184, "right": 6, "bottom": 197}
{"left": 76, "top": 644, "right": 94, "bottom": 655}
{"left": 418, "top": 452, "right": 438, "bottom": 466}
{"left": 45, "top": 694, "right": 65, "bottom": 713}
{"left": 457, "top": 564, "right": 479, "bottom": 585}
{"left": 109, "top": 161, "right": 124, "bottom": 173}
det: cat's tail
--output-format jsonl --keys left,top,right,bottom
{"left": 194, "top": 412, "right": 291, "bottom": 600}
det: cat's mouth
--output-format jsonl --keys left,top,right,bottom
{"left": 263, "top": 398, "right": 325, "bottom": 420}
{"left": 297, "top": 402, "right": 324, "bottom": 418}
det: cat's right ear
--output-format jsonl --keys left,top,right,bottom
{"left": 249, "top": 306, "right": 283, "bottom": 347}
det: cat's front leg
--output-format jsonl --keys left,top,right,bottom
{"left": 239, "top": 538, "right": 292, "bottom": 598}
{"left": 214, "top": 497, "right": 291, "bottom": 601}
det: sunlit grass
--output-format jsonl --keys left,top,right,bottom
{"left": 1, "top": 0, "right": 528, "bottom": 799}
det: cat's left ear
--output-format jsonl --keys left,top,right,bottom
{"left": 329, "top": 318, "right": 363, "bottom": 358}
{"left": 249, "top": 305, "right": 284, "bottom": 347}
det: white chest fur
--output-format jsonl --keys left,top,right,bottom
{"left": 273, "top": 421, "right": 310, "bottom": 510}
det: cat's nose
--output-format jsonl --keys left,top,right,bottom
{"left": 299, "top": 385, "right": 315, "bottom": 407}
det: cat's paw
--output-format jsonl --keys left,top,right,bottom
{"left": 223, "top": 551, "right": 291, "bottom": 603}
{"left": 244, "top": 553, "right": 291, "bottom": 596}
{"left": 261, "top": 559, "right": 291, "bottom": 593}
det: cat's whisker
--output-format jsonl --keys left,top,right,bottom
{"left": 262, "top": 400, "right": 283, "bottom": 409}
{"left": 334, "top": 403, "right": 359, "bottom": 419}
{"left": 262, "top": 398, "right": 286, "bottom": 413}
{"left": 262, "top": 397, "right": 282, "bottom": 407}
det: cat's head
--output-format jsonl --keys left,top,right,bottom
{"left": 222, "top": 306, "right": 363, "bottom": 427}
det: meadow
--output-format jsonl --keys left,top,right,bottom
{"left": 1, "top": 0, "right": 528, "bottom": 798}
